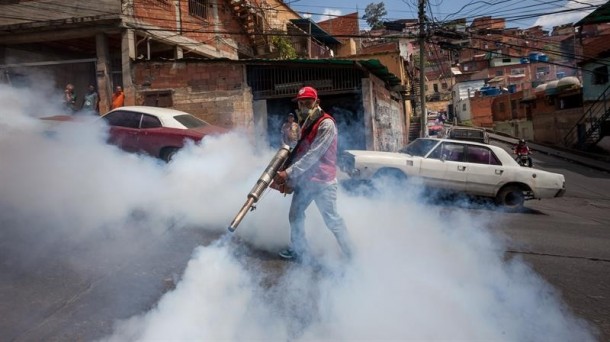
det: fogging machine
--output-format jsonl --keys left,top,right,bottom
{"left": 227, "top": 144, "right": 293, "bottom": 232}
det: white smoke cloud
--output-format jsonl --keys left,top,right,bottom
{"left": 534, "top": 0, "right": 606, "bottom": 29}
{"left": 0, "top": 83, "right": 596, "bottom": 341}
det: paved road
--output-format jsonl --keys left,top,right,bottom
{"left": 1, "top": 145, "right": 609, "bottom": 341}
{"left": 489, "top": 141, "right": 610, "bottom": 340}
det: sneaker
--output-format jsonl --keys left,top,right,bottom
{"left": 278, "top": 248, "right": 297, "bottom": 260}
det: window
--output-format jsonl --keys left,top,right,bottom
{"left": 188, "top": 0, "right": 209, "bottom": 19}
{"left": 174, "top": 114, "right": 209, "bottom": 128}
{"left": 442, "top": 82, "right": 448, "bottom": 89}
{"left": 593, "top": 66, "right": 609, "bottom": 85}
{"left": 466, "top": 146, "right": 501, "bottom": 165}
{"left": 433, "top": 83, "right": 439, "bottom": 92}
{"left": 103, "top": 111, "right": 141, "bottom": 128}
{"left": 511, "top": 67, "right": 525, "bottom": 75}
{"left": 462, "top": 103, "right": 467, "bottom": 111}
{"left": 495, "top": 70, "right": 504, "bottom": 76}
{"left": 427, "top": 142, "right": 465, "bottom": 161}
{"left": 441, "top": 143, "right": 465, "bottom": 162}
{"left": 140, "top": 114, "right": 162, "bottom": 129}
{"left": 502, "top": 58, "right": 511, "bottom": 63}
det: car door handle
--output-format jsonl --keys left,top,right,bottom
{"left": 495, "top": 169, "right": 504, "bottom": 175}
{"left": 457, "top": 165, "right": 466, "bottom": 171}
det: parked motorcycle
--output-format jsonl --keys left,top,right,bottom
{"left": 515, "top": 153, "right": 533, "bottom": 167}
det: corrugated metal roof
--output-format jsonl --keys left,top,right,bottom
{"left": 576, "top": 2, "right": 610, "bottom": 26}
{"left": 279, "top": 58, "right": 402, "bottom": 87}
{"left": 138, "top": 57, "right": 403, "bottom": 88}
{"left": 290, "top": 19, "right": 341, "bottom": 45}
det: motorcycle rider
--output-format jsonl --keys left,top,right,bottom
{"left": 514, "top": 139, "right": 532, "bottom": 167}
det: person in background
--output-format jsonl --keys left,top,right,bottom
{"left": 273, "top": 86, "right": 353, "bottom": 261}
{"left": 513, "top": 139, "right": 533, "bottom": 167}
{"left": 438, "top": 111, "right": 447, "bottom": 124}
{"left": 514, "top": 139, "right": 530, "bottom": 155}
{"left": 63, "top": 83, "right": 77, "bottom": 113}
{"left": 111, "top": 85, "right": 124, "bottom": 109}
{"left": 82, "top": 84, "right": 99, "bottom": 114}
{"left": 281, "top": 112, "right": 301, "bottom": 148}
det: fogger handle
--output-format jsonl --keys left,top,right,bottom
{"left": 227, "top": 145, "right": 292, "bottom": 232}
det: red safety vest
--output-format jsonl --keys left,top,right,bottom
{"left": 295, "top": 113, "right": 337, "bottom": 182}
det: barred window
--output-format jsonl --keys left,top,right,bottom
{"left": 189, "top": 0, "right": 209, "bottom": 19}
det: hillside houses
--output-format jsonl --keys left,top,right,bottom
{"left": 0, "top": 1, "right": 413, "bottom": 152}
{"left": 3, "top": 2, "right": 610, "bottom": 152}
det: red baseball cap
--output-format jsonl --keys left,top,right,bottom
{"left": 294, "top": 86, "right": 318, "bottom": 101}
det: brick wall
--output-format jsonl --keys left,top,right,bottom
{"left": 133, "top": 61, "right": 253, "bottom": 130}
{"left": 491, "top": 91, "right": 527, "bottom": 122}
{"left": 133, "top": 0, "right": 250, "bottom": 57}
{"left": 470, "top": 96, "right": 494, "bottom": 127}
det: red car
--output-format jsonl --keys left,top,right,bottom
{"left": 42, "top": 106, "right": 228, "bottom": 162}
{"left": 101, "top": 106, "right": 228, "bottom": 161}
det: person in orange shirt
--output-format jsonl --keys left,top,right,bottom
{"left": 111, "top": 85, "right": 125, "bottom": 109}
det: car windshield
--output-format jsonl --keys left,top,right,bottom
{"left": 399, "top": 138, "right": 439, "bottom": 157}
{"left": 173, "top": 114, "right": 209, "bottom": 128}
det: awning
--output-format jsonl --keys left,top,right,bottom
{"left": 487, "top": 76, "right": 504, "bottom": 83}
{"left": 451, "top": 66, "right": 462, "bottom": 75}
{"left": 509, "top": 74, "right": 526, "bottom": 78}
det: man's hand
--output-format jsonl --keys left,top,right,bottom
{"left": 274, "top": 170, "right": 288, "bottom": 184}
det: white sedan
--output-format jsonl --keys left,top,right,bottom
{"left": 339, "top": 138, "right": 566, "bottom": 209}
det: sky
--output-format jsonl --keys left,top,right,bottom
{"left": 286, "top": 0, "right": 607, "bottom": 30}
{"left": 0, "top": 79, "right": 599, "bottom": 340}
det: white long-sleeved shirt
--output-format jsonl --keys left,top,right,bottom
{"left": 285, "top": 118, "right": 337, "bottom": 184}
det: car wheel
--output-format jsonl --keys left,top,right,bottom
{"left": 495, "top": 185, "right": 525, "bottom": 211}
{"left": 161, "top": 147, "right": 179, "bottom": 163}
{"left": 372, "top": 168, "right": 407, "bottom": 190}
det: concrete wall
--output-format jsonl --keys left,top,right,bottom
{"left": 362, "top": 77, "right": 406, "bottom": 152}
{"left": 582, "top": 58, "right": 610, "bottom": 102}
{"left": 494, "top": 120, "right": 534, "bottom": 140}
{"left": 532, "top": 107, "right": 582, "bottom": 145}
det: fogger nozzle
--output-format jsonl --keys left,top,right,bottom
{"left": 227, "top": 145, "right": 292, "bottom": 232}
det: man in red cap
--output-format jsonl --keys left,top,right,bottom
{"left": 274, "top": 86, "right": 353, "bottom": 261}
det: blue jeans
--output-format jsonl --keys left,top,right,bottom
{"left": 288, "top": 182, "right": 352, "bottom": 258}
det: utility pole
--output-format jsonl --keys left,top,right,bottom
{"left": 418, "top": 0, "right": 427, "bottom": 137}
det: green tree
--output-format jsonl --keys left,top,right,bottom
{"left": 364, "top": 2, "right": 387, "bottom": 29}
{"left": 271, "top": 36, "right": 297, "bottom": 59}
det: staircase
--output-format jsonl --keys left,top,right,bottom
{"left": 408, "top": 71, "right": 425, "bottom": 142}
{"left": 409, "top": 121, "right": 421, "bottom": 142}
{"left": 230, "top": 0, "right": 268, "bottom": 56}
{"left": 564, "top": 83, "right": 610, "bottom": 150}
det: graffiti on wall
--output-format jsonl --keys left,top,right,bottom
{"left": 374, "top": 98, "right": 402, "bottom": 151}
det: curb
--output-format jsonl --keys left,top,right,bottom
{"left": 489, "top": 133, "right": 610, "bottom": 173}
